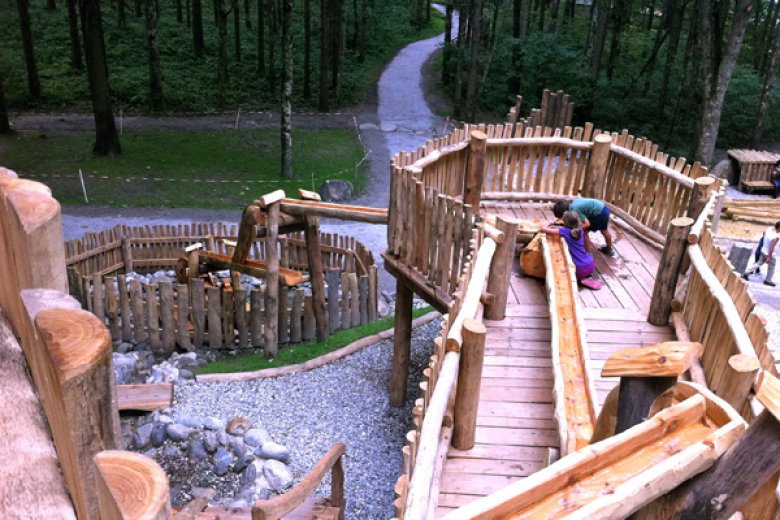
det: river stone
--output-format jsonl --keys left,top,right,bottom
{"left": 166, "top": 423, "right": 192, "bottom": 442}
{"left": 254, "top": 474, "right": 272, "bottom": 499}
{"left": 150, "top": 423, "right": 167, "bottom": 448}
{"left": 179, "top": 369, "right": 194, "bottom": 380}
{"left": 116, "top": 342, "right": 133, "bottom": 354}
{"left": 256, "top": 441, "right": 289, "bottom": 463}
{"left": 133, "top": 422, "right": 154, "bottom": 450}
{"left": 113, "top": 353, "right": 137, "bottom": 385}
{"left": 176, "top": 352, "right": 199, "bottom": 368}
{"left": 203, "top": 431, "right": 219, "bottom": 453}
{"left": 203, "top": 416, "right": 226, "bottom": 431}
{"left": 213, "top": 447, "right": 234, "bottom": 476}
{"left": 263, "top": 460, "right": 294, "bottom": 491}
{"left": 227, "top": 417, "right": 252, "bottom": 435}
{"left": 142, "top": 448, "right": 157, "bottom": 459}
{"left": 157, "top": 414, "right": 174, "bottom": 425}
{"left": 176, "top": 414, "right": 203, "bottom": 428}
{"left": 239, "top": 461, "right": 257, "bottom": 486}
{"left": 233, "top": 453, "right": 255, "bottom": 474}
{"left": 216, "top": 430, "right": 230, "bottom": 446}
{"left": 163, "top": 445, "right": 181, "bottom": 458}
{"left": 244, "top": 428, "right": 272, "bottom": 447}
{"left": 189, "top": 439, "right": 208, "bottom": 461}
{"left": 320, "top": 180, "right": 353, "bottom": 202}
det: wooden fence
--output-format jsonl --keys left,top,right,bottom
{"left": 65, "top": 224, "right": 379, "bottom": 350}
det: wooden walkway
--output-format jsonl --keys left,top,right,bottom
{"left": 435, "top": 202, "right": 676, "bottom": 516}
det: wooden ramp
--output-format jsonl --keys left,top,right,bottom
{"left": 435, "top": 203, "right": 675, "bottom": 516}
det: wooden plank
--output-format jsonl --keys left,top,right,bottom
{"left": 117, "top": 384, "right": 173, "bottom": 411}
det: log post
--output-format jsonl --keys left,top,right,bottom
{"left": 601, "top": 341, "right": 703, "bottom": 436}
{"left": 719, "top": 354, "right": 761, "bottom": 412}
{"left": 452, "top": 319, "right": 486, "bottom": 450}
{"left": 303, "top": 215, "right": 329, "bottom": 341}
{"left": 463, "top": 130, "right": 487, "bottom": 211}
{"left": 710, "top": 181, "right": 726, "bottom": 233}
{"left": 648, "top": 217, "right": 694, "bottom": 326}
{"left": 582, "top": 133, "right": 612, "bottom": 199}
{"left": 484, "top": 217, "right": 517, "bottom": 320}
{"left": 122, "top": 237, "right": 134, "bottom": 274}
{"left": 264, "top": 201, "right": 280, "bottom": 358}
{"left": 637, "top": 371, "right": 780, "bottom": 519}
{"left": 390, "top": 280, "right": 413, "bottom": 407}
{"left": 94, "top": 451, "right": 171, "bottom": 520}
{"left": 686, "top": 176, "right": 718, "bottom": 221}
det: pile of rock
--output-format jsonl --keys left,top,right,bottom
{"left": 126, "top": 411, "right": 295, "bottom": 508}
{"left": 113, "top": 346, "right": 215, "bottom": 385}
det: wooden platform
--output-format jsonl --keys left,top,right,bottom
{"left": 435, "top": 202, "right": 675, "bottom": 516}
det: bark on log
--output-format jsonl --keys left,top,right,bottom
{"left": 648, "top": 217, "right": 694, "bottom": 326}
{"left": 304, "top": 215, "right": 329, "bottom": 340}
{"left": 484, "top": 217, "right": 518, "bottom": 320}
{"left": 452, "top": 319, "right": 486, "bottom": 450}
{"left": 583, "top": 133, "right": 612, "bottom": 199}
{"left": 390, "top": 280, "right": 413, "bottom": 407}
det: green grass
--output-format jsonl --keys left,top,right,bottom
{"left": 197, "top": 306, "right": 435, "bottom": 374}
{"left": 0, "top": 128, "right": 366, "bottom": 208}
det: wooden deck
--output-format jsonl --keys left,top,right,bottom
{"left": 435, "top": 202, "right": 676, "bottom": 516}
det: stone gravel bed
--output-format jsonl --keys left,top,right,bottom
{"left": 173, "top": 318, "right": 441, "bottom": 519}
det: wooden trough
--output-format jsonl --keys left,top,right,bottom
{"left": 439, "top": 383, "right": 745, "bottom": 519}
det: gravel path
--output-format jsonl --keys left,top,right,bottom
{"left": 174, "top": 319, "right": 439, "bottom": 519}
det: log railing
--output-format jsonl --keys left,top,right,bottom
{"left": 65, "top": 225, "right": 379, "bottom": 350}
{"left": 1, "top": 168, "right": 154, "bottom": 520}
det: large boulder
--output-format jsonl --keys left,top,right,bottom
{"left": 320, "top": 180, "right": 353, "bottom": 202}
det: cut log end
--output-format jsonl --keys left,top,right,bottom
{"left": 602, "top": 341, "right": 704, "bottom": 378}
{"left": 36, "top": 308, "right": 112, "bottom": 381}
{"left": 756, "top": 371, "right": 780, "bottom": 422}
{"left": 95, "top": 451, "right": 171, "bottom": 520}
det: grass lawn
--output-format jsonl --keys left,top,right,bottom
{"left": 197, "top": 306, "right": 435, "bottom": 375}
{"left": 0, "top": 128, "right": 366, "bottom": 208}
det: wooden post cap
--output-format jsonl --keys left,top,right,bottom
{"left": 694, "top": 176, "right": 717, "bottom": 188}
{"left": 670, "top": 216, "right": 695, "bottom": 227}
{"left": 756, "top": 371, "right": 780, "bottom": 422}
{"left": 298, "top": 188, "right": 321, "bottom": 201}
{"left": 0, "top": 166, "right": 18, "bottom": 178}
{"left": 470, "top": 130, "right": 487, "bottom": 141}
{"left": 36, "top": 308, "right": 112, "bottom": 381}
{"left": 728, "top": 354, "right": 761, "bottom": 374}
{"left": 601, "top": 341, "right": 704, "bottom": 378}
{"left": 593, "top": 133, "right": 613, "bottom": 144}
{"left": 94, "top": 451, "right": 171, "bottom": 520}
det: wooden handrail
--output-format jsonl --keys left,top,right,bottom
{"left": 688, "top": 191, "right": 719, "bottom": 244}
{"left": 252, "top": 442, "right": 346, "bottom": 520}
{"left": 608, "top": 145, "right": 696, "bottom": 189}
{"left": 405, "top": 237, "right": 497, "bottom": 519}
{"left": 485, "top": 136, "right": 593, "bottom": 149}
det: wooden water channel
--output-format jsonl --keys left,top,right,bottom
{"left": 435, "top": 202, "right": 675, "bottom": 516}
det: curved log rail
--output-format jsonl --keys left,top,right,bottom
{"left": 440, "top": 385, "right": 745, "bottom": 520}
{"left": 541, "top": 234, "right": 598, "bottom": 455}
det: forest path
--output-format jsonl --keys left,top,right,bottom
{"left": 39, "top": 6, "right": 457, "bottom": 293}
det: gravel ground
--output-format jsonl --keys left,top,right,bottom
{"left": 174, "top": 318, "right": 440, "bottom": 519}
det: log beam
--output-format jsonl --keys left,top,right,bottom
{"left": 464, "top": 130, "right": 487, "bottom": 211}
{"left": 582, "top": 133, "right": 612, "bottom": 199}
{"left": 303, "top": 215, "right": 329, "bottom": 341}
{"left": 264, "top": 202, "right": 280, "bottom": 358}
{"left": 452, "top": 319, "right": 486, "bottom": 450}
{"left": 484, "top": 217, "right": 518, "bottom": 320}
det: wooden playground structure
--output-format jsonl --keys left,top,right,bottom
{"left": 2, "top": 87, "right": 780, "bottom": 519}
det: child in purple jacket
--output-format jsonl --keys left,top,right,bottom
{"left": 542, "top": 210, "right": 602, "bottom": 290}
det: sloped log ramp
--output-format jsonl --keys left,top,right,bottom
{"left": 439, "top": 389, "right": 745, "bottom": 519}
{"left": 435, "top": 203, "right": 673, "bottom": 517}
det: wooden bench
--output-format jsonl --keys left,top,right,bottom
{"left": 727, "top": 149, "right": 779, "bottom": 193}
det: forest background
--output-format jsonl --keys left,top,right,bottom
{"left": 2, "top": 0, "right": 780, "bottom": 183}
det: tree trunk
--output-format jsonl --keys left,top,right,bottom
{"left": 464, "top": 0, "right": 483, "bottom": 120}
{"left": 216, "top": 0, "right": 229, "bottom": 108}
{"left": 192, "top": 0, "right": 205, "bottom": 57}
{"left": 176, "top": 0, "right": 182, "bottom": 22}
{"left": 67, "top": 0, "right": 83, "bottom": 69}
{"left": 267, "top": 0, "right": 277, "bottom": 90}
{"left": 319, "top": 0, "right": 331, "bottom": 111}
{"left": 752, "top": 25, "right": 780, "bottom": 146}
{"left": 145, "top": 0, "right": 164, "bottom": 110}
{"left": 358, "top": 0, "right": 367, "bottom": 61}
{"left": 548, "top": 0, "right": 560, "bottom": 33}
{"left": 606, "top": 0, "right": 630, "bottom": 80}
{"left": 303, "top": 0, "right": 311, "bottom": 97}
{"left": 415, "top": 0, "right": 424, "bottom": 30}
{"left": 758, "top": 0, "right": 779, "bottom": 75}
{"left": 46, "top": 0, "right": 56, "bottom": 10}
{"left": 520, "top": 0, "right": 529, "bottom": 39}
{"left": 646, "top": 0, "right": 655, "bottom": 29}
{"left": 657, "top": 0, "right": 683, "bottom": 113}
{"left": 117, "top": 0, "right": 126, "bottom": 26}
{"left": 186, "top": 0, "right": 191, "bottom": 27}
{"left": 134, "top": 0, "right": 141, "bottom": 18}
{"left": 329, "top": 0, "right": 343, "bottom": 98}
{"left": 16, "top": 0, "right": 42, "bottom": 100}
{"left": 233, "top": 0, "right": 242, "bottom": 61}
{"left": 588, "top": 0, "right": 609, "bottom": 82}
{"left": 694, "top": 0, "right": 752, "bottom": 166}
{"left": 537, "top": 0, "right": 546, "bottom": 32}
{"left": 442, "top": 1, "right": 453, "bottom": 83}
{"left": 281, "top": 0, "right": 293, "bottom": 179}
{"left": 0, "top": 72, "right": 11, "bottom": 134}
{"left": 79, "top": 0, "right": 122, "bottom": 155}
{"left": 453, "top": 0, "right": 467, "bottom": 118}
{"left": 257, "top": 0, "right": 265, "bottom": 72}
{"left": 244, "top": 0, "right": 251, "bottom": 28}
